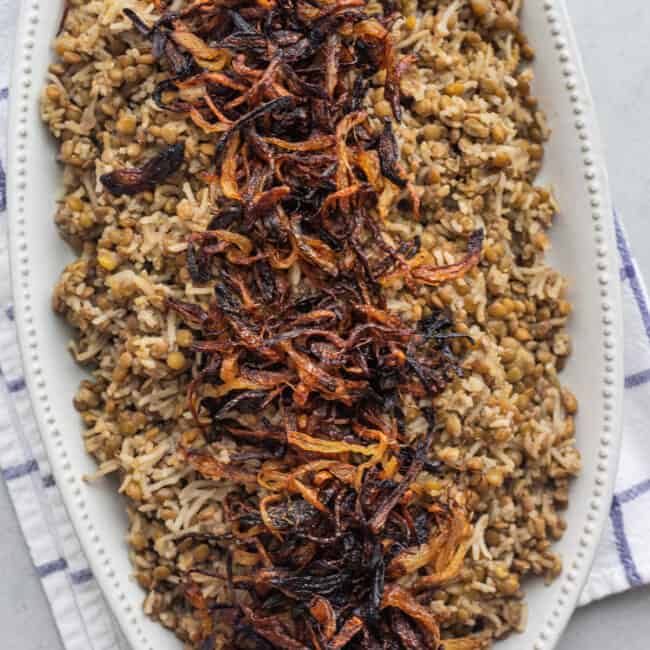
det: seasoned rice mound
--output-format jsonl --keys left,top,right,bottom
{"left": 43, "top": 0, "right": 580, "bottom": 647}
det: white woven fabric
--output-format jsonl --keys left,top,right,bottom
{"left": 1, "top": 1, "right": 650, "bottom": 648}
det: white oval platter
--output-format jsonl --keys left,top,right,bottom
{"left": 7, "top": 1, "right": 623, "bottom": 649}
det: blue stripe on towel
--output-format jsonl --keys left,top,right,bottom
{"left": 70, "top": 568, "right": 94, "bottom": 585}
{"left": 7, "top": 377, "right": 26, "bottom": 393}
{"left": 35, "top": 558, "right": 68, "bottom": 579}
{"left": 42, "top": 474, "right": 56, "bottom": 488}
{"left": 2, "top": 459, "right": 38, "bottom": 481}
{"left": 610, "top": 496, "right": 643, "bottom": 587}
{"left": 625, "top": 368, "right": 650, "bottom": 389}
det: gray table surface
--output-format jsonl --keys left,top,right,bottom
{"left": 2, "top": 0, "right": 650, "bottom": 648}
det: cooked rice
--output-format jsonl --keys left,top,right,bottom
{"left": 43, "top": 0, "right": 580, "bottom": 647}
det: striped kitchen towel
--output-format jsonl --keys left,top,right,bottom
{"left": 1, "top": 5, "right": 650, "bottom": 650}
{"left": 577, "top": 217, "right": 650, "bottom": 604}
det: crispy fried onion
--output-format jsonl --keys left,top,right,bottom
{"left": 100, "top": 143, "right": 185, "bottom": 196}
{"left": 410, "top": 229, "right": 485, "bottom": 286}
{"left": 120, "top": 0, "right": 492, "bottom": 647}
{"left": 387, "top": 504, "right": 472, "bottom": 585}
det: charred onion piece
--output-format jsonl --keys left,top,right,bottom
{"left": 378, "top": 120, "right": 408, "bottom": 188}
{"left": 214, "top": 97, "right": 295, "bottom": 162}
{"left": 100, "top": 143, "right": 185, "bottom": 196}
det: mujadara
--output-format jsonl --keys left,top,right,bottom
{"left": 42, "top": 0, "right": 580, "bottom": 648}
